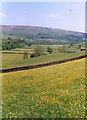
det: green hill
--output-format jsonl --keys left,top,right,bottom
{"left": 0, "top": 25, "right": 85, "bottom": 45}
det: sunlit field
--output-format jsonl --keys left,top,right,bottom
{"left": 2, "top": 58, "right": 85, "bottom": 118}
{"left": 2, "top": 51, "right": 85, "bottom": 69}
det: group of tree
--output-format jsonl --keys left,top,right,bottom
{"left": 30, "top": 46, "right": 46, "bottom": 58}
{"left": 2, "top": 35, "right": 85, "bottom": 51}
{"left": 2, "top": 37, "right": 24, "bottom": 50}
{"left": 2, "top": 37, "right": 32, "bottom": 50}
{"left": 23, "top": 46, "right": 53, "bottom": 59}
{"left": 23, "top": 44, "right": 83, "bottom": 60}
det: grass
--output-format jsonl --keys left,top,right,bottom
{"left": 2, "top": 58, "right": 85, "bottom": 118}
{"left": 2, "top": 51, "right": 85, "bottom": 69}
{"left": 2, "top": 48, "right": 33, "bottom": 54}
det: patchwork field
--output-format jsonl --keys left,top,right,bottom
{"left": 2, "top": 58, "right": 85, "bottom": 118}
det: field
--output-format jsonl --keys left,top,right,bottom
{"left": 2, "top": 51, "right": 85, "bottom": 69}
{"left": 2, "top": 58, "right": 85, "bottom": 118}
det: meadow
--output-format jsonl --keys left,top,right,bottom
{"left": 2, "top": 58, "right": 85, "bottom": 118}
{"left": 2, "top": 51, "right": 85, "bottom": 69}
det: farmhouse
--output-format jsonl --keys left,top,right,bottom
{"left": 80, "top": 47, "right": 87, "bottom": 51}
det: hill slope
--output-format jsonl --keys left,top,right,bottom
{"left": 0, "top": 25, "right": 85, "bottom": 44}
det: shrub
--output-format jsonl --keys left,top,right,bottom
{"left": 33, "top": 45, "right": 46, "bottom": 56}
{"left": 47, "top": 46, "right": 53, "bottom": 54}
{"left": 23, "top": 52, "right": 29, "bottom": 59}
{"left": 30, "top": 53, "right": 36, "bottom": 58}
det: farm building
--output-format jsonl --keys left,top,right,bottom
{"left": 80, "top": 47, "right": 87, "bottom": 51}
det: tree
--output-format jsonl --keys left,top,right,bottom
{"left": 69, "top": 43, "right": 73, "bottom": 48}
{"left": 30, "top": 53, "right": 37, "bottom": 58}
{"left": 78, "top": 45, "right": 81, "bottom": 49}
{"left": 34, "top": 45, "right": 46, "bottom": 56}
{"left": 23, "top": 52, "right": 29, "bottom": 59}
{"left": 47, "top": 46, "right": 53, "bottom": 54}
{"left": 7, "top": 37, "right": 12, "bottom": 40}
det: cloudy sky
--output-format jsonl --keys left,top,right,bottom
{"left": 0, "top": 2, "right": 85, "bottom": 32}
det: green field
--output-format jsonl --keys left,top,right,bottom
{"left": 2, "top": 58, "right": 85, "bottom": 118}
{"left": 2, "top": 51, "right": 85, "bottom": 69}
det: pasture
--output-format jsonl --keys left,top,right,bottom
{"left": 2, "top": 58, "right": 85, "bottom": 118}
{"left": 2, "top": 51, "right": 85, "bottom": 69}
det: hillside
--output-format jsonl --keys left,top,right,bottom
{"left": 0, "top": 25, "right": 85, "bottom": 45}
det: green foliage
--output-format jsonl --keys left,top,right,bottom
{"left": 23, "top": 52, "right": 29, "bottom": 59}
{"left": 70, "top": 43, "right": 73, "bottom": 47}
{"left": 30, "top": 53, "right": 37, "bottom": 58}
{"left": 2, "top": 37, "right": 26, "bottom": 50}
{"left": 47, "top": 46, "right": 53, "bottom": 54}
{"left": 58, "top": 45, "right": 67, "bottom": 53}
{"left": 7, "top": 36, "right": 12, "bottom": 40}
{"left": 33, "top": 45, "right": 46, "bottom": 56}
{"left": 78, "top": 45, "right": 81, "bottom": 49}
{"left": 30, "top": 53, "right": 35, "bottom": 58}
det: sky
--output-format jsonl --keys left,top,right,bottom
{"left": 0, "top": 2, "right": 85, "bottom": 32}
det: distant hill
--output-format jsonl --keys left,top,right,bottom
{"left": 0, "top": 25, "right": 85, "bottom": 45}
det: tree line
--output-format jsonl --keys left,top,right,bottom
{"left": 2, "top": 37, "right": 27, "bottom": 50}
{"left": 2, "top": 36, "right": 84, "bottom": 50}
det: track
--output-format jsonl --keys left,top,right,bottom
{"left": 0, "top": 55, "right": 87, "bottom": 73}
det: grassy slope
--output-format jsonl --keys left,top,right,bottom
{"left": 2, "top": 51, "right": 85, "bottom": 69}
{"left": 2, "top": 58, "right": 85, "bottom": 118}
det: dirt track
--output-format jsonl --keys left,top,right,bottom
{"left": 0, "top": 55, "right": 87, "bottom": 73}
